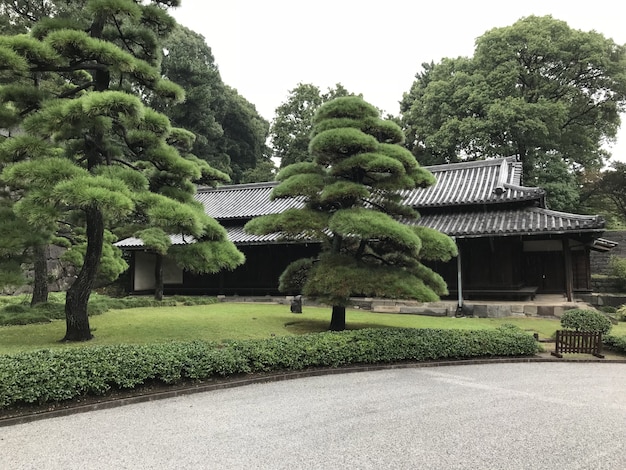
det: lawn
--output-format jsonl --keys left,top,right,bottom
{"left": 3, "top": 301, "right": 618, "bottom": 355}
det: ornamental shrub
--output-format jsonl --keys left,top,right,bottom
{"left": 0, "top": 327, "right": 538, "bottom": 409}
{"left": 603, "top": 335, "right": 626, "bottom": 353}
{"left": 560, "top": 309, "right": 612, "bottom": 335}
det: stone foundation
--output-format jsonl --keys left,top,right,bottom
{"left": 221, "top": 296, "right": 590, "bottom": 318}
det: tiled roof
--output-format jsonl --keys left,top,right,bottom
{"left": 414, "top": 207, "right": 605, "bottom": 238}
{"left": 117, "top": 206, "right": 605, "bottom": 248}
{"left": 196, "top": 157, "right": 542, "bottom": 221}
{"left": 115, "top": 234, "right": 195, "bottom": 248}
{"left": 195, "top": 182, "right": 302, "bottom": 220}
{"left": 400, "top": 158, "right": 543, "bottom": 207}
{"left": 116, "top": 226, "right": 310, "bottom": 248}
{"left": 116, "top": 157, "right": 604, "bottom": 248}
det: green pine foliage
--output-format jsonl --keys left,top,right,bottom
{"left": 0, "top": 0, "right": 243, "bottom": 340}
{"left": 246, "top": 96, "right": 457, "bottom": 330}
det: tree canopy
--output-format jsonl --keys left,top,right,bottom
{"left": 581, "top": 162, "right": 626, "bottom": 227}
{"left": 246, "top": 96, "right": 457, "bottom": 331}
{"left": 0, "top": 0, "right": 244, "bottom": 340}
{"left": 156, "top": 25, "right": 273, "bottom": 183}
{"left": 401, "top": 15, "right": 626, "bottom": 211}
{"left": 270, "top": 82, "right": 353, "bottom": 168}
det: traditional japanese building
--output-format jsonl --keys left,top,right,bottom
{"left": 117, "top": 157, "right": 615, "bottom": 303}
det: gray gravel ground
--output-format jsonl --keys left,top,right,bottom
{"left": 1, "top": 362, "right": 625, "bottom": 470}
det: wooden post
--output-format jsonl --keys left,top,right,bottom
{"left": 562, "top": 238, "right": 574, "bottom": 302}
{"left": 455, "top": 238, "right": 463, "bottom": 311}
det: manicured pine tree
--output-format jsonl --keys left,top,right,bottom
{"left": 0, "top": 0, "right": 244, "bottom": 341}
{"left": 245, "top": 96, "right": 457, "bottom": 330}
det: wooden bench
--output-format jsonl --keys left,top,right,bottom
{"left": 551, "top": 330, "right": 604, "bottom": 358}
{"left": 449, "top": 286, "right": 539, "bottom": 301}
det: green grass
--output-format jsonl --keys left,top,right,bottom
{"left": 5, "top": 301, "right": 622, "bottom": 355}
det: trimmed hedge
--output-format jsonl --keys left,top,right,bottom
{"left": 560, "top": 309, "right": 612, "bottom": 335}
{"left": 0, "top": 326, "right": 538, "bottom": 409}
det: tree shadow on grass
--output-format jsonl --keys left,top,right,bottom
{"left": 284, "top": 319, "right": 397, "bottom": 334}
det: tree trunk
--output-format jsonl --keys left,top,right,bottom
{"left": 154, "top": 253, "right": 164, "bottom": 301}
{"left": 62, "top": 207, "right": 104, "bottom": 342}
{"left": 31, "top": 244, "right": 49, "bottom": 307}
{"left": 329, "top": 305, "right": 346, "bottom": 331}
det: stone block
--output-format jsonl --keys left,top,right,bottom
{"left": 372, "top": 305, "right": 401, "bottom": 313}
{"left": 472, "top": 304, "right": 489, "bottom": 318}
{"left": 537, "top": 305, "right": 554, "bottom": 317}
{"left": 487, "top": 305, "right": 511, "bottom": 318}
{"left": 398, "top": 306, "right": 448, "bottom": 316}
{"left": 510, "top": 304, "right": 525, "bottom": 314}
{"left": 523, "top": 305, "right": 538, "bottom": 316}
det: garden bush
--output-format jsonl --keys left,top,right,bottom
{"left": 603, "top": 335, "right": 626, "bottom": 354}
{"left": 616, "top": 305, "right": 626, "bottom": 322}
{"left": 0, "top": 326, "right": 538, "bottom": 409}
{"left": 0, "top": 294, "right": 217, "bottom": 326}
{"left": 598, "top": 306, "right": 617, "bottom": 314}
{"left": 560, "top": 309, "right": 612, "bottom": 335}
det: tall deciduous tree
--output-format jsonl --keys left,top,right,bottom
{"left": 246, "top": 97, "right": 457, "bottom": 331}
{"left": 0, "top": 0, "right": 244, "bottom": 341}
{"left": 155, "top": 25, "right": 273, "bottom": 182}
{"left": 270, "top": 82, "right": 352, "bottom": 168}
{"left": 591, "top": 162, "right": 626, "bottom": 224}
{"left": 215, "top": 85, "right": 272, "bottom": 183}
{"left": 401, "top": 15, "right": 626, "bottom": 211}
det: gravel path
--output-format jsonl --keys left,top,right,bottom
{"left": 2, "top": 362, "right": 625, "bottom": 469}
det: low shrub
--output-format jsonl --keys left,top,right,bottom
{"left": 0, "top": 294, "right": 217, "bottom": 326}
{"left": 0, "top": 326, "right": 538, "bottom": 409}
{"left": 598, "top": 306, "right": 617, "bottom": 314}
{"left": 616, "top": 305, "right": 626, "bottom": 322}
{"left": 560, "top": 309, "right": 612, "bottom": 335}
{"left": 604, "top": 335, "right": 626, "bottom": 353}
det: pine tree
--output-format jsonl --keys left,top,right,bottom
{"left": 246, "top": 96, "right": 457, "bottom": 330}
{"left": 0, "top": 0, "right": 244, "bottom": 341}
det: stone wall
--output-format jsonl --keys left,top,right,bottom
{"left": 2, "top": 245, "right": 76, "bottom": 295}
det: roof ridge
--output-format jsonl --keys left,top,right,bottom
{"left": 528, "top": 206, "right": 604, "bottom": 221}
{"left": 424, "top": 156, "right": 515, "bottom": 172}
{"left": 197, "top": 181, "right": 278, "bottom": 193}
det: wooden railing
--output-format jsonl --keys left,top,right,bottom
{"left": 551, "top": 330, "right": 604, "bottom": 358}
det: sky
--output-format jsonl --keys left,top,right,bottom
{"left": 169, "top": 0, "right": 626, "bottom": 161}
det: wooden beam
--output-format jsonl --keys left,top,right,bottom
{"left": 563, "top": 238, "right": 574, "bottom": 302}
{"left": 456, "top": 238, "right": 463, "bottom": 310}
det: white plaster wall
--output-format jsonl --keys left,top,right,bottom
{"left": 133, "top": 252, "right": 183, "bottom": 291}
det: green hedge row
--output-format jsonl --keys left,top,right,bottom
{"left": 0, "top": 295, "right": 218, "bottom": 326}
{"left": 0, "top": 326, "right": 539, "bottom": 409}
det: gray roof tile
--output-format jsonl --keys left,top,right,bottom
{"left": 197, "top": 157, "right": 543, "bottom": 221}
{"left": 401, "top": 158, "right": 543, "bottom": 207}
{"left": 195, "top": 182, "right": 303, "bottom": 220}
{"left": 414, "top": 207, "right": 604, "bottom": 238}
{"left": 116, "top": 206, "right": 605, "bottom": 248}
{"left": 116, "top": 157, "right": 604, "bottom": 248}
